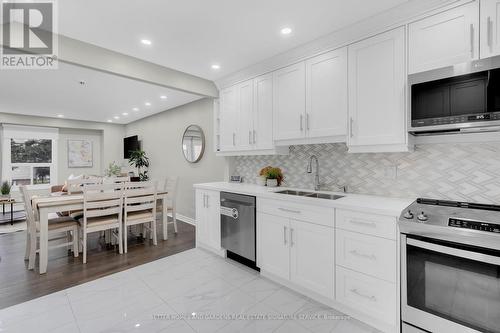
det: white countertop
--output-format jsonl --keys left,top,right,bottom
{"left": 194, "top": 182, "right": 414, "bottom": 216}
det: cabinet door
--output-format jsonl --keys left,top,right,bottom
{"left": 409, "top": 2, "right": 479, "bottom": 74}
{"left": 219, "top": 86, "right": 238, "bottom": 151}
{"left": 205, "top": 190, "right": 221, "bottom": 250}
{"left": 481, "top": 0, "right": 500, "bottom": 58}
{"left": 289, "top": 220, "right": 334, "bottom": 298}
{"left": 257, "top": 213, "right": 290, "bottom": 280}
{"left": 273, "top": 62, "right": 306, "bottom": 141}
{"left": 306, "top": 48, "right": 347, "bottom": 139}
{"left": 348, "top": 27, "right": 406, "bottom": 147}
{"left": 237, "top": 79, "right": 254, "bottom": 151}
{"left": 195, "top": 190, "right": 208, "bottom": 245}
{"left": 253, "top": 73, "right": 274, "bottom": 150}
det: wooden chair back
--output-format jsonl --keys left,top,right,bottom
{"left": 82, "top": 183, "right": 123, "bottom": 226}
{"left": 104, "top": 176, "right": 130, "bottom": 184}
{"left": 164, "top": 176, "right": 179, "bottom": 207}
{"left": 67, "top": 178, "right": 103, "bottom": 194}
{"left": 19, "top": 185, "right": 36, "bottom": 233}
{"left": 124, "top": 181, "right": 157, "bottom": 217}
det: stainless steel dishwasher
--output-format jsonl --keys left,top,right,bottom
{"left": 220, "top": 192, "right": 258, "bottom": 270}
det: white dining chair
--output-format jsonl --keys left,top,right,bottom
{"left": 123, "top": 181, "right": 157, "bottom": 253}
{"left": 158, "top": 176, "right": 179, "bottom": 233}
{"left": 67, "top": 177, "right": 103, "bottom": 194}
{"left": 104, "top": 176, "right": 130, "bottom": 184}
{"left": 20, "top": 185, "right": 79, "bottom": 271}
{"left": 79, "top": 183, "right": 124, "bottom": 263}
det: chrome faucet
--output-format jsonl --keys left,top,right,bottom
{"left": 306, "top": 155, "right": 320, "bottom": 191}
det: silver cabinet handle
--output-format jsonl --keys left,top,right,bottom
{"left": 232, "top": 133, "right": 236, "bottom": 146}
{"left": 300, "top": 115, "right": 304, "bottom": 131}
{"left": 349, "top": 219, "right": 376, "bottom": 228}
{"left": 278, "top": 207, "right": 301, "bottom": 214}
{"left": 283, "top": 226, "right": 287, "bottom": 245}
{"left": 349, "top": 249, "right": 376, "bottom": 261}
{"left": 470, "top": 23, "right": 474, "bottom": 58}
{"left": 290, "top": 228, "right": 294, "bottom": 247}
{"left": 203, "top": 194, "right": 206, "bottom": 208}
{"left": 206, "top": 195, "right": 209, "bottom": 208}
{"left": 253, "top": 130, "right": 256, "bottom": 144}
{"left": 249, "top": 130, "right": 252, "bottom": 144}
{"left": 349, "top": 117, "right": 354, "bottom": 138}
{"left": 306, "top": 113, "right": 310, "bottom": 131}
{"left": 488, "top": 16, "right": 493, "bottom": 50}
{"left": 350, "top": 288, "right": 377, "bottom": 302}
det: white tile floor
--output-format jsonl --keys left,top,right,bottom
{"left": 0, "top": 248, "right": 381, "bottom": 333}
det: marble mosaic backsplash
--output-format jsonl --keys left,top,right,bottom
{"left": 233, "top": 143, "right": 500, "bottom": 204}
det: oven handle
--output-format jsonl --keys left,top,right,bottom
{"left": 407, "top": 238, "right": 500, "bottom": 265}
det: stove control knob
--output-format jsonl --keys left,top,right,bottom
{"left": 417, "top": 211, "right": 428, "bottom": 222}
{"left": 403, "top": 210, "right": 414, "bottom": 219}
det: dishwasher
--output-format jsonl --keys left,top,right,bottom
{"left": 220, "top": 192, "right": 258, "bottom": 270}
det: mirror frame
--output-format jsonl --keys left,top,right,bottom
{"left": 181, "top": 124, "right": 205, "bottom": 163}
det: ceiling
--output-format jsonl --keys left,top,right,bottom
{"left": 0, "top": 62, "right": 201, "bottom": 124}
{"left": 58, "top": 0, "right": 408, "bottom": 80}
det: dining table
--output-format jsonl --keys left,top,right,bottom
{"left": 32, "top": 191, "right": 170, "bottom": 274}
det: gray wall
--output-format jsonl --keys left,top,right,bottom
{"left": 125, "top": 98, "right": 226, "bottom": 219}
{"left": 234, "top": 142, "right": 500, "bottom": 204}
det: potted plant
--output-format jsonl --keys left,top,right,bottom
{"left": 1, "top": 181, "right": 11, "bottom": 196}
{"left": 261, "top": 167, "right": 284, "bottom": 187}
{"left": 104, "top": 161, "right": 122, "bottom": 177}
{"left": 128, "top": 150, "right": 150, "bottom": 181}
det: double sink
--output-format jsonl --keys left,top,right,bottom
{"left": 275, "top": 189, "right": 344, "bottom": 201}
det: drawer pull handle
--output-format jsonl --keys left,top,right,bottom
{"left": 283, "top": 226, "right": 287, "bottom": 245}
{"left": 278, "top": 208, "right": 301, "bottom": 214}
{"left": 349, "top": 250, "right": 376, "bottom": 261}
{"left": 349, "top": 220, "right": 376, "bottom": 228}
{"left": 350, "top": 288, "right": 377, "bottom": 302}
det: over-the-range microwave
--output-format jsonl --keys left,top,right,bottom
{"left": 409, "top": 55, "right": 500, "bottom": 135}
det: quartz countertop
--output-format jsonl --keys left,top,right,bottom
{"left": 194, "top": 182, "right": 414, "bottom": 216}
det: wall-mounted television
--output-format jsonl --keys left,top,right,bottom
{"left": 123, "top": 135, "right": 140, "bottom": 159}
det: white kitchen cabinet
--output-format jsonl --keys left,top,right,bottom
{"left": 273, "top": 62, "right": 306, "bottom": 141}
{"left": 409, "top": 2, "right": 479, "bottom": 74}
{"left": 481, "top": 0, "right": 500, "bottom": 58}
{"left": 257, "top": 199, "right": 335, "bottom": 300}
{"left": 195, "top": 189, "right": 221, "bottom": 254}
{"left": 237, "top": 79, "right": 254, "bottom": 151}
{"left": 348, "top": 27, "right": 408, "bottom": 152}
{"left": 289, "top": 219, "right": 335, "bottom": 297}
{"left": 219, "top": 86, "right": 238, "bottom": 151}
{"left": 253, "top": 73, "right": 274, "bottom": 150}
{"left": 256, "top": 212, "right": 290, "bottom": 280}
{"left": 305, "top": 48, "right": 347, "bottom": 140}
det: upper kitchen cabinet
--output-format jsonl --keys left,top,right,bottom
{"left": 348, "top": 27, "right": 409, "bottom": 153}
{"left": 305, "top": 48, "right": 347, "bottom": 140}
{"left": 273, "top": 62, "right": 306, "bottom": 141}
{"left": 236, "top": 79, "right": 254, "bottom": 151}
{"left": 219, "top": 85, "right": 239, "bottom": 151}
{"left": 481, "top": 0, "right": 500, "bottom": 58}
{"left": 408, "top": 1, "right": 479, "bottom": 74}
{"left": 253, "top": 73, "right": 274, "bottom": 150}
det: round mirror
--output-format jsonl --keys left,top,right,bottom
{"left": 182, "top": 125, "right": 205, "bottom": 163}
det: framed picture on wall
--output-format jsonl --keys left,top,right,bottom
{"left": 68, "top": 140, "right": 93, "bottom": 168}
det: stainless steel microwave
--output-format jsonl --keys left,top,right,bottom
{"left": 409, "top": 55, "right": 500, "bottom": 135}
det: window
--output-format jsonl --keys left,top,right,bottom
{"left": 1, "top": 125, "right": 58, "bottom": 189}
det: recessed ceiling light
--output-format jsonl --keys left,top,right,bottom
{"left": 122, "top": 112, "right": 129, "bottom": 116}
{"left": 57, "top": 114, "right": 64, "bottom": 118}
{"left": 211, "top": 64, "right": 220, "bottom": 70}
{"left": 107, "top": 119, "right": 113, "bottom": 123}
{"left": 280, "top": 27, "right": 292, "bottom": 35}
{"left": 140, "top": 39, "right": 152, "bottom": 45}
{"left": 132, "top": 107, "right": 139, "bottom": 112}
{"left": 145, "top": 102, "right": 151, "bottom": 106}
{"left": 113, "top": 116, "right": 120, "bottom": 120}
{"left": 160, "top": 95, "right": 167, "bottom": 99}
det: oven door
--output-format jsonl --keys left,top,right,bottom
{"left": 401, "top": 235, "right": 500, "bottom": 333}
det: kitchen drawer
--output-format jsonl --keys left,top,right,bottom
{"left": 336, "top": 209, "right": 397, "bottom": 240}
{"left": 336, "top": 229, "right": 396, "bottom": 282}
{"left": 258, "top": 198, "right": 334, "bottom": 227}
{"left": 336, "top": 266, "right": 396, "bottom": 325}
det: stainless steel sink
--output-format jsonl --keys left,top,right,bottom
{"left": 275, "top": 190, "right": 344, "bottom": 200}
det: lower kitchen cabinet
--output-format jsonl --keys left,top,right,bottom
{"left": 195, "top": 189, "right": 222, "bottom": 254}
{"left": 257, "top": 210, "right": 335, "bottom": 299}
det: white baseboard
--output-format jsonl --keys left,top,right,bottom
{"left": 166, "top": 212, "right": 195, "bottom": 226}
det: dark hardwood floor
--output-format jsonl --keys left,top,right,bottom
{"left": 0, "top": 220, "right": 195, "bottom": 309}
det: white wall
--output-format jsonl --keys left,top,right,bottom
{"left": 125, "top": 98, "right": 226, "bottom": 220}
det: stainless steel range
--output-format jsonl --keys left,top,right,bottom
{"left": 399, "top": 198, "right": 500, "bottom": 333}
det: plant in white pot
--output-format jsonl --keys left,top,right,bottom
{"left": 260, "top": 166, "right": 284, "bottom": 187}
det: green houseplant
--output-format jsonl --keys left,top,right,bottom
{"left": 104, "top": 161, "right": 122, "bottom": 177}
{"left": 1, "top": 181, "right": 11, "bottom": 196}
{"left": 128, "top": 150, "right": 150, "bottom": 181}
{"left": 259, "top": 166, "right": 284, "bottom": 187}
